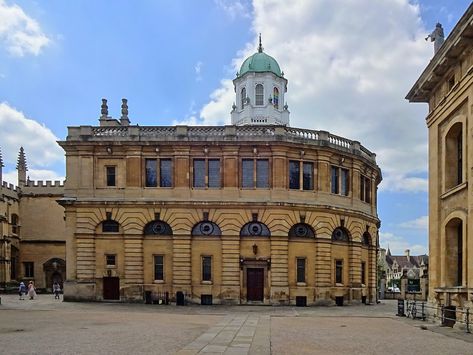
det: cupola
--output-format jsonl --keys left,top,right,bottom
{"left": 231, "top": 34, "right": 290, "bottom": 126}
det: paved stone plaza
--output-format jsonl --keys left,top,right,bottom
{"left": 0, "top": 296, "right": 471, "bottom": 354}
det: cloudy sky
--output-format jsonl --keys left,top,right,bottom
{"left": 0, "top": 0, "right": 471, "bottom": 255}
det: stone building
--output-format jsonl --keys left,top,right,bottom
{"left": 0, "top": 148, "right": 66, "bottom": 290}
{"left": 378, "top": 248, "right": 428, "bottom": 288}
{"left": 59, "top": 41, "right": 382, "bottom": 305}
{"left": 406, "top": 3, "right": 473, "bottom": 310}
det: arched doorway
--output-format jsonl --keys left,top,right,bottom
{"left": 43, "top": 258, "right": 65, "bottom": 291}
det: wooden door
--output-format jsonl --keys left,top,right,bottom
{"left": 103, "top": 277, "right": 120, "bottom": 300}
{"left": 247, "top": 268, "right": 264, "bottom": 301}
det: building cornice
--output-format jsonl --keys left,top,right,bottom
{"left": 58, "top": 125, "right": 378, "bottom": 166}
{"left": 406, "top": 3, "right": 473, "bottom": 102}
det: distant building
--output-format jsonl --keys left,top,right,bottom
{"left": 379, "top": 248, "right": 428, "bottom": 287}
{"left": 406, "top": 3, "right": 473, "bottom": 310}
{"left": 0, "top": 148, "right": 66, "bottom": 290}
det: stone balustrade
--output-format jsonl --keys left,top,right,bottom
{"left": 66, "top": 125, "right": 376, "bottom": 163}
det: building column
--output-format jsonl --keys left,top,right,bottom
{"left": 315, "top": 240, "right": 332, "bottom": 302}
{"left": 123, "top": 235, "right": 144, "bottom": 300}
{"left": 220, "top": 235, "right": 240, "bottom": 304}
{"left": 270, "top": 235, "right": 289, "bottom": 304}
{"left": 172, "top": 234, "right": 192, "bottom": 298}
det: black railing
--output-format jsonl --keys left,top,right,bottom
{"left": 399, "top": 300, "right": 471, "bottom": 334}
{"left": 144, "top": 290, "right": 170, "bottom": 305}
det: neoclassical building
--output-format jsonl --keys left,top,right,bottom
{"left": 59, "top": 41, "right": 382, "bottom": 305}
{"left": 407, "top": 4, "right": 473, "bottom": 311}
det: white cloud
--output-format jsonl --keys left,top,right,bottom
{"left": 0, "top": 102, "right": 63, "bottom": 169}
{"left": 2, "top": 168, "right": 64, "bottom": 186}
{"left": 380, "top": 231, "right": 427, "bottom": 255}
{"left": 399, "top": 215, "right": 428, "bottom": 230}
{"left": 214, "top": 0, "right": 251, "bottom": 19}
{"left": 0, "top": 0, "right": 50, "bottom": 56}
{"left": 200, "top": 0, "right": 432, "bottom": 192}
{"left": 195, "top": 61, "right": 203, "bottom": 81}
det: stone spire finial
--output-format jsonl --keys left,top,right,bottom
{"left": 0, "top": 147, "right": 4, "bottom": 183}
{"left": 120, "top": 98, "right": 130, "bottom": 126}
{"left": 100, "top": 98, "right": 109, "bottom": 118}
{"left": 258, "top": 33, "right": 263, "bottom": 53}
{"left": 17, "top": 146, "right": 28, "bottom": 187}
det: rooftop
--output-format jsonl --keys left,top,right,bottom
{"left": 61, "top": 124, "right": 379, "bottom": 166}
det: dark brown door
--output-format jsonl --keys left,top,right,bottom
{"left": 247, "top": 268, "right": 264, "bottom": 301}
{"left": 103, "top": 277, "right": 120, "bottom": 300}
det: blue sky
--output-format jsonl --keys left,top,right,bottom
{"left": 0, "top": 0, "right": 471, "bottom": 255}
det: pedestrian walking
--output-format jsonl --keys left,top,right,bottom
{"left": 53, "top": 282, "right": 61, "bottom": 300}
{"left": 18, "top": 282, "right": 26, "bottom": 300}
{"left": 27, "top": 281, "right": 37, "bottom": 300}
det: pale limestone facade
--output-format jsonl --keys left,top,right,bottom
{"left": 59, "top": 123, "right": 381, "bottom": 305}
{"left": 0, "top": 149, "right": 66, "bottom": 290}
{"left": 407, "top": 4, "right": 473, "bottom": 310}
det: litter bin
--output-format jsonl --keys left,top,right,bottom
{"left": 176, "top": 291, "right": 185, "bottom": 306}
{"left": 145, "top": 291, "right": 152, "bottom": 304}
{"left": 362, "top": 296, "right": 367, "bottom": 304}
{"left": 335, "top": 296, "right": 344, "bottom": 306}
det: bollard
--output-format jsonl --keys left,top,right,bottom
{"left": 441, "top": 305, "right": 445, "bottom": 326}
{"left": 466, "top": 308, "right": 470, "bottom": 334}
{"left": 397, "top": 299, "right": 405, "bottom": 317}
{"left": 421, "top": 302, "right": 425, "bottom": 321}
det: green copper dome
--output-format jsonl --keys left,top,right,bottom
{"left": 238, "top": 35, "right": 282, "bottom": 77}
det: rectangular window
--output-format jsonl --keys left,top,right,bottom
{"left": 289, "top": 160, "right": 300, "bottom": 189}
{"left": 193, "top": 159, "right": 221, "bottom": 188}
{"left": 331, "top": 166, "right": 349, "bottom": 196}
{"left": 335, "top": 260, "right": 343, "bottom": 284}
{"left": 360, "top": 175, "right": 371, "bottom": 203}
{"left": 106, "top": 166, "right": 116, "bottom": 187}
{"left": 303, "top": 162, "right": 314, "bottom": 190}
{"left": 361, "top": 262, "right": 366, "bottom": 285}
{"left": 242, "top": 159, "right": 269, "bottom": 188}
{"left": 340, "top": 168, "right": 349, "bottom": 196}
{"left": 297, "top": 258, "right": 306, "bottom": 283}
{"left": 193, "top": 159, "right": 206, "bottom": 188}
{"left": 208, "top": 159, "right": 221, "bottom": 188}
{"left": 154, "top": 255, "right": 164, "bottom": 281}
{"left": 24, "top": 262, "right": 34, "bottom": 278}
{"left": 255, "top": 84, "right": 264, "bottom": 105}
{"left": 256, "top": 159, "right": 269, "bottom": 188}
{"left": 160, "top": 159, "right": 173, "bottom": 187}
{"left": 202, "top": 256, "right": 212, "bottom": 281}
{"left": 145, "top": 159, "right": 158, "bottom": 187}
{"left": 242, "top": 159, "right": 254, "bottom": 188}
{"left": 331, "top": 166, "right": 339, "bottom": 194}
{"left": 106, "top": 254, "right": 116, "bottom": 266}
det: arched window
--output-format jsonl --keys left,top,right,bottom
{"left": 144, "top": 220, "right": 173, "bottom": 235}
{"left": 273, "top": 87, "right": 279, "bottom": 109}
{"left": 332, "top": 227, "right": 349, "bottom": 242}
{"left": 240, "top": 221, "right": 270, "bottom": 237}
{"left": 445, "top": 122, "right": 463, "bottom": 190}
{"left": 11, "top": 214, "right": 19, "bottom": 234}
{"left": 102, "top": 220, "right": 119, "bottom": 233}
{"left": 362, "top": 232, "right": 371, "bottom": 246}
{"left": 445, "top": 218, "right": 462, "bottom": 286}
{"left": 255, "top": 84, "right": 264, "bottom": 106}
{"left": 289, "top": 223, "right": 315, "bottom": 238}
{"left": 192, "top": 221, "right": 221, "bottom": 236}
{"left": 241, "top": 87, "right": 246, "bottom": 109}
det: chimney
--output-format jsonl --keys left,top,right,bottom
{"left": 405, "top": 249, "right": 410, "bottom": 259}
